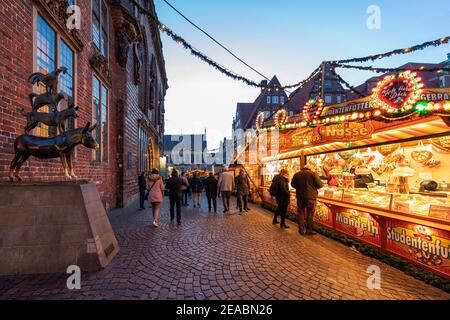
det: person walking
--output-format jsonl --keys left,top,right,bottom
{"left": 147, "top": 169, "right": 164, "bottom": 228}
{"left": 291, "top": 163, "right": 323, "bottom": 235}
{"left": 138, "top": 171, "right": 147, "bottom": 210}
{"left": 204, "top": 172, "right": 218, "bottom": 213}
{"left": 217, "top": 166, "right": 235, "bottom": 213}
{"left": 269, "top": 169, "right": 291, "bottom": 229}
{"left": 165, "top": 170, "right": 188, "bottom": 226}
{"left": 235, "top": 169, "right": 250, "bottom": 214}
{"left": 180, "top": 172, "right": 190, "bottom": 207}
{"left": 190, "top": 172, "right": 203, "bottom": 208}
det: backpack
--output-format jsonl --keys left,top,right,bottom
{"left": 269, "top": 176, "right": 279, "bottom": 197}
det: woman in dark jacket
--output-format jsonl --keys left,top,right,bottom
{"left": 272, "top": 169, "right": 291, "bottom": 229}
{"left": 235, "top": 170, "right": 250, "bottom": 214}
{"left": 190, "top": 172, "right": 204, "bottom": 208}
{"left": 203, "top": 172, "right": 218, "bottom": 213}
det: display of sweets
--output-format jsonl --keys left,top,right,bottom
{"left": 342, "top": 173, "right": 355, "bottom": 190}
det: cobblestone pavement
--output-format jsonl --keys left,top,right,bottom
{"left": 0, "top": 195, "right": 448, "bottom": 300}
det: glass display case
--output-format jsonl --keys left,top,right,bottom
{"left": 319, "top": 186, "right": 450, "bottom": 221}
{"left": 261, "top": 158, "right": 301, "bottom": 189}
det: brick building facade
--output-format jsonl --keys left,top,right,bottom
{"left": 0, "top": 0, "right": 168, "bottom": 210}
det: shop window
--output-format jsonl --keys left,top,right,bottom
{"left": 92, "top": 76, "right": 108, "bottom": 162}
{"left": 35, "top": 15, "right": 75, "bottom": 136}
{"left": 92, "top": 0, "right": 108, "bottom": 56}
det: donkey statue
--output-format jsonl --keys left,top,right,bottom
{"left": 9, "top": 122, "right": 98, "bottom": 181}
{"left": 21, "top": 104, "right": 79, "bottom": 134}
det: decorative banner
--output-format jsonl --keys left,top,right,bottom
{"left": 314, "top": 121, "right": 374, "bottom": 143}
{"left": 372, "top": 71, "right": 424, "bottom": 115}
{"left": 279, "top": 129, "right": 321, "bottom": 154}
{"left": 255, "top": 112, "right": 265, "bottom": 131}
{"left": 274, "top": 109, "right": 287, "bottom": 128}
{"left": 314, "top": 201, "right": 334, "bottom": 228}
{"left": 334, "top": 207, "right": 381, "bottom": 247}
{"left": 386, "top": 219, "right": 450, "bottom": 277}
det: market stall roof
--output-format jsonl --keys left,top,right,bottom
{"left": 277, "top": 117, "right": 450, "bottom": 159}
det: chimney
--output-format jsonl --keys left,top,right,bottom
{"left": 260, "top": 80, "right": 268, "bottom": 93}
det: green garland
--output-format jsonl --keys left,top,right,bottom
{"left": 260, "top": 203, "right": 450, "bottom": 293}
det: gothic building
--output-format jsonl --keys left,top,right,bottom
{"left": 0, "top": 0, "right": 168, "bottom": 209}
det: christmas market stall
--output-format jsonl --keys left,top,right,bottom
{"left": 257, "top": 71, "right": 450, "bottom": 278}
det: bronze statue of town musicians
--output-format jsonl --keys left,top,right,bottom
{"left": 9, "top": 67, "right": 98, "bottom": 181}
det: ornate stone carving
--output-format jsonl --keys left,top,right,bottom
{"left": 110, "top": 1, "right": 141, "bottom": 68}
{"left": 90, "top": 52, "right": 112, "bottom": 87}
{"left": 33, "top": 0, "right": 83, "bottom": 51}
{"left": 133, "top": 41, "right": 142, "bottom": 84}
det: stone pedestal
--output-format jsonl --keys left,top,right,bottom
{"left": 0, "top": 181, "right": 119, "bottom": 275}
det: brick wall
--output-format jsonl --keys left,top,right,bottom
{"left": 0, "top": 0, "right": 167, "bottom": 210}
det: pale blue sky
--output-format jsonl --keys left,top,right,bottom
{"left": 155, "top": 0, "right": 450, "bottom": 149}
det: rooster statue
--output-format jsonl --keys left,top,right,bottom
{"left": 28, "top": 67, "right": 68, "bottom": 93}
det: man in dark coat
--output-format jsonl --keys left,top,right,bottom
{"left": 138, "top": 171, "right": 147, "bottom": 210}
{"left": 235, "top": 170, "right": 251, "bottom": 214}
{"left": 291, "top": 164, "right": 323, "bottom": 235}
{"left": 271, "top": 169, "right": 291, "bottom": 229}
{"left": 203, "top": 172, "right": 218, "bottom": 213}
{"left": 165, "top": 170, "right": 188, "bottom": 225}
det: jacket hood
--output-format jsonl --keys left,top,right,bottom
{"left": 148, "top": 174, "right": 161, "bottom": 182}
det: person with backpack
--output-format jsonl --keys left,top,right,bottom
{"left": 147, "top": 169, "right": 164, "bottom": 228}
{"left": 269, "top": 169, "right": 291, "bottom": 229}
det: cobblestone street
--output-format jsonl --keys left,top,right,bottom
{"left": 0, "top": 196, "right": 448, "bottom": 300}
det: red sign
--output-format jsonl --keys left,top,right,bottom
{"left": 379, "top": 78, "right": 414, "bottom": 110}
{"left": 334, "top": 207, "right": 381, "bottom": 247}
{"left": 314, "top": 121, "right": 374, "bottom": 143}
{"left": 385, "top": 219, "right": 450, "bottom": 277}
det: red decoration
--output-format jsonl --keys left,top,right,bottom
{"left": 372, "top": 71, "right": 424, "bottom": 114}
{"left": 302, "top": 99, "right": 324, "bottom": 122}
{"left": 274, "top": 109, "right": 287, "bottom": 127}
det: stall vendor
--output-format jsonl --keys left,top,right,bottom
{"left": 350, "top": 158, "right": 375, "bottom": 188}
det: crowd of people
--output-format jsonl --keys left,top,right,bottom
{"left": 138, "top": 166, "right": 252, "bottom": 227}
{"left": 138, "top": 164, "right": 323, "bottom": 236}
